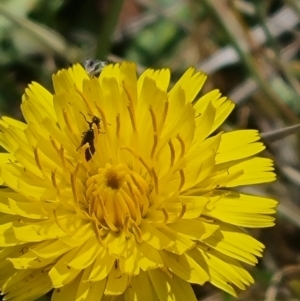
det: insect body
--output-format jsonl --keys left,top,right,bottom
{"left": 84, "top": 59, "right": 108, "bottom": 77}
{"left": 77, "top": 113, "right": 101, "bottom": 161}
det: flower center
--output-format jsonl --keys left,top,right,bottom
{"left": 106, "top": 169, "right": 122, "bottom": 190}
{"left": 86, "top": 163, "right": 150, "bottom": 234}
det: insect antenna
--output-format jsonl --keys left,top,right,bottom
{"left": 80, "top": 112, "right": 91, "bottom": 125}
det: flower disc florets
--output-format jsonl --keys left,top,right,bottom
{"left": 85, "top": 163, "right": 148, "bottom": 235}
{"left": 0, "top": 62, "right": 277, "bottom": 301}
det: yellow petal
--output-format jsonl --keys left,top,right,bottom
{"left": 168, "top": 67, "right": 207, "bottom": 104}
{"left": 8, "top": 252, "right": 55, "bottom": 269}
{"left": 210, "top": 96, "right": 235, "bottom": 133}
{"left": 216, "top": 130, "right": 265, "bottom": 164}
{"left": 160, "top": 250, "right": 209, "bottom": 284}
{"left": 52, "top": 275, "right": 81, "bottom": 301}
{"left": 21, "top": 82, "right": 56, "bottom": 124}
{"left": 119, "top": 236, "right": 140, "bottom": 275}
{"left": 138, "top": 67, "right": 170, "bottom": 97}
{"left": 193, "top": 101, "right": 216, "bottom": 145}
{"left": 2, "top": 269, "right": 51, "bottom": 300}
{"left": 221, "top": 157, "right": 276, "bottom": 187}
{"left": 49, "top": 249, "right": 82, "bottom": 287}
{"left": 125, "top": 271, "right": 159, "bottom": 301}
{"left": 88, "top": 248, "right": 115, "bottom": 281}
{"left": 75, "top": 265, "right": 106, "bottom": 301}
{"left": 31, "top": 239, "right": 72, "bottom": 258}
{"left": 168, "top": 218, "right": 219, "bottom": 240}
{"left": 68, "top": 63, "right": 90, "bottom": 89}
{"left": 8, "top": 197, "right": 49, "bottom": 219}
{"left": 0, "top": 119, "right": 27, "bottom": 154}
{"left": 206, "top": 191, "right": 278, "bottom": 227}
{"left": 137, "top": 242, "right": 164, "bottom": 270}
{"left": 194, "top": 90, "right": 234, "bottom": 133}
{"left": 198, "top": 247, "right": 254, "bottom": 295}
{"left": 119, "top": 61, "right": 138, "bottom": 107}
{"left": 149, "top": 269, "right": 197, "bottom": 301}
{"left": 52, "top": 64, "right": 88, "bottom": 95}
{"left": 106, "top": 230, "right": 128, "bottom": 258}
{"left": 68, "top": 235, "right": 101, "bottom": 269}
{"left": 104, "top": 264, "right": 129, "bottom": 296}
{"left": 167, "top": 195, "right": 208, "bottom": 219}
{"left": 183, "top": 133, "right": 221, "bottom": 191}
{"left": 0, "top": 222, "right": 22, "bottom": 246}
{"left": 202, "top": 222, "right": 264, "bottom": 265}
{"left": 141, "top": 222, "right": 174, "bottom": 250}
{"left": 1, "top": 116, "right": 27, "bottom": 130}
{"left": 159, "top": 226, "right": 196, "bottom": 254}
{"left": 13, "top": 220, "right": 66, "bottom": 242}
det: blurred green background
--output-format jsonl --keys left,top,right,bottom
{"left": 1, "top": 0, "right": 300, "bottom": 300}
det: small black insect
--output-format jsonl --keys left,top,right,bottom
{"left": 77, "top": 113, "right": 101, "bottom": 161}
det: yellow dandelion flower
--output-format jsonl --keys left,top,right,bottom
{"left": 0, "top": 62, "right": 277, "bottom": 301}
